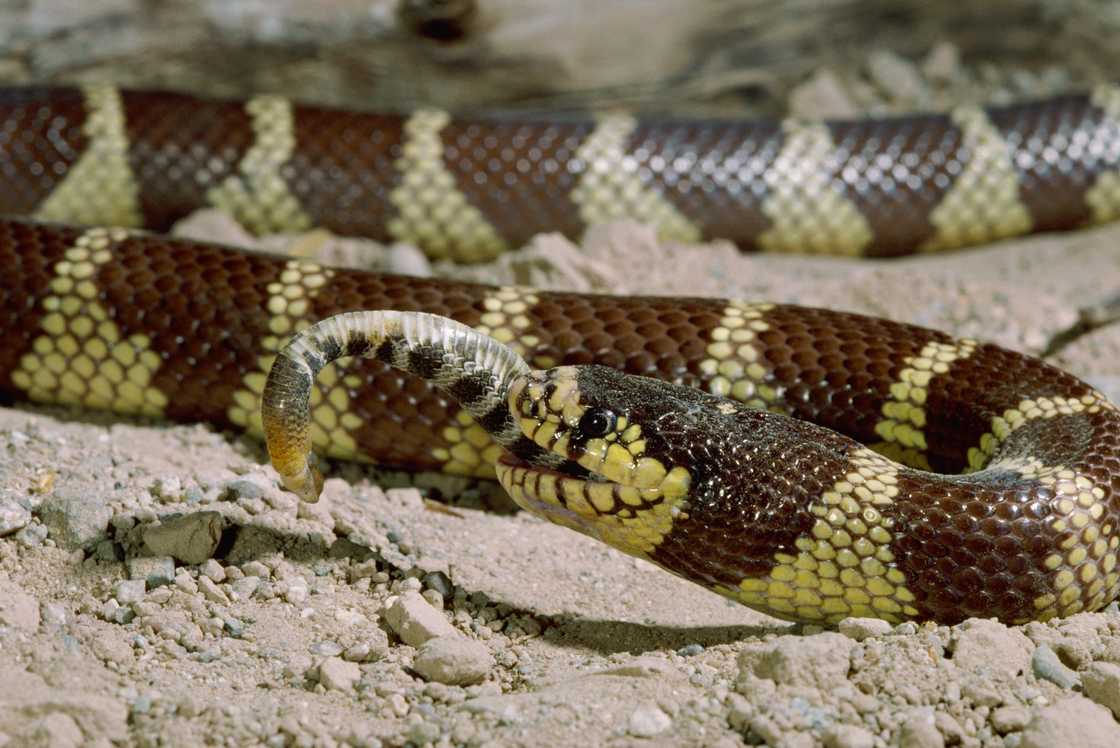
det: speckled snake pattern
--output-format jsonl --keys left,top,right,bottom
{"left": 2, "top": 84, "right": 1120, "bottom": 625}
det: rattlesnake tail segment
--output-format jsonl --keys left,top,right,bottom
{"left": 262, "top": 310, "right": 555, "bottom": 501}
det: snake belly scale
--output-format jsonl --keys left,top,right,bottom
{"left": 1, "top": 85, "right": 1120, "bottom": 625}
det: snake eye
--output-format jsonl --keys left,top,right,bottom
{"left": 577, "top": 407, "right": 616, "bottom": 438}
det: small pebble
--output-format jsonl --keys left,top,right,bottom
{"left": 0, "top": 499, "right": 31, "bottom": 536}
{"left": 412, "top": 635, "right": 494, "bottom": 686}
{"left": 174, "top": 571, "right": 199, "bottom": 594}
{"left": 387, "top": 243, "right": 432, "bottom": 277}
{"left": 141, "top": 511, "right": 222, "bottom": 565}
{"left": 230, "top": 576, "right": 261, "bottom": 600}
{"left": 867, "top": 49, "right": 929, "bottom": 104}
{"left": 823, "top": 723, "right": 876, "bottom": 748}
{"left": 991, "top": 706, "right": 1030, "bottom": 734}
{"left": 677, "top": 643, "right": 704, "bottom": 657}
{"left": 1031, "top": 643, "right": 1080, "bottom": 689}
{"left": 423, "top": 571, "right": 454, "bottom": 599}
{"left": 200, "top": 559, "right": 226, "bottom": 583}
{"left": 310, "top": 640, "right": 343, "bottom": 657}
{"left": 241, "top": 560, "right": 271, "bottom": 578}
{"left": 1020, "top": 696, "right": 1120, "bottom": 748}
{"left": 318, "top": 656, "right": 361, "bottom": 691}
{"left": 405, "top": 720, "right": 442, "bottom": 745}
{"left": 197, "top": 576, "right": 230, "bottom": 605}
{"left": 146, "top": 588, "right": 171, "bottom": 606}
{"left": 131, "top": 694, "right": 154, "bottom": 715}
{"left": 113, "top": 579, "right": 147, "bottom": 605}
{"left": 0, "top": 591, "right": 41, "bottom": 631}
{"left": 628, "top": 704, "right": 672, "bottom": 737}
{"left": 898, "top": 708, "right": 944, "bottom": 748}
{"left": 150, "top": 476, "right": 182, "bottom": 500}
{"left": 283, "top": 579, "right": 309, "bottom": 605}
{"left": 384, "top": 591, "right": 458, "bottom": 647}
{"left": 100, "top": 598, "right": 134, "bottom": 625}
{"left": 40, "top": 602, "right": 69, "bottom": 628}
{"left": 126, "top": 556, "right": 177, "bottom": 589}
{"left": 838, "top": 617, "right": 892, "bottom": 641}
{"left": 223, "top": 477, "right": 265, "bottom": 500}
{"left": 421, "top": 589, "right": 444, "bottom": 610}
{"left": 15, "top": 522, "right": 47, "bottom": 547}
{"left": 1082, "top": 662, "right": 1120, "bottom": 718}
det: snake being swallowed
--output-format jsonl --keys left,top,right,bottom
{"left": 2, "top": 85, "right": 1120, "bottom": 626}
{"left": 260, "top": 310, "right": 1120, "bottom": 627}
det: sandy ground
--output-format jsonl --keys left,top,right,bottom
{"left": 3, "top": 214, "right": 1120, "bottom": 748}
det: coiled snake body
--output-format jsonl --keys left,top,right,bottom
{"left": 2, "top": 85, "right": 1120, "bottom": 625}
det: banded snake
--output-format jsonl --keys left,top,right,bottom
{"left": 2, "top": 85, "right": 1120, "bottom": 625}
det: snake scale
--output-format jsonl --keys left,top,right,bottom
{"left": 2, "top": 84, "right": 1120, "bottom": 625}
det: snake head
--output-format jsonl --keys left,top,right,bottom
{"left": 506, "top": 364, "right": 702, "bottom": 498}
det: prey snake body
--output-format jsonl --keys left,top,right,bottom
{"left": 1, "top": 85, "right": 1120, "bottom": 625}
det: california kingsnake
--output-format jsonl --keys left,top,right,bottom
{"left": 1, "top": 84, "right": 1119, "bottom": 625}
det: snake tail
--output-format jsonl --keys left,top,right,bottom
{"left": 262, "top": 310, "right": 561, "bottom": 501}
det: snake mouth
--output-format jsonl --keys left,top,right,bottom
{"left": 496, "top": 450, "right": 608, "bottom": 484}
{"left": 494, "top": 450, "right": 626, "bottom": 533}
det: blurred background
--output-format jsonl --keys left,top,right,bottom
{"left": 0, "top": 0, "right": 1113, "bottom": 117}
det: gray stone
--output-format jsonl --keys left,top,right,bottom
{"left": 387, "top": 243, "right": 433, "bottom": 277}
{"left": 241, "top": 560, "right": 271, "bottom": 579}
{"left": 282, "top": 578, "right": 308, "bottom": 604}
{"left": 200, "top": 558, "right": 226, "bottom": 582}
{"left": 922, "top": 41, "right": 961, "bottom": 82}
{"left": 230, "top": 575, "right": 261, "bottom": 600}
{"left": 837, "top": 617, "right": 892, "bottom": 641}
{"left": 789, "top": 68, "right": 860, "bottom": 119}
{"left": 223, "top": 477, "right": 266, "bottom": 500}
{"left": 385, "top": 591, "right": 458, "bottom": 647}
{"left": 1020, "top": 696, "right": 1120, "bottom": 748}
{"left": 991, "top": 706, "right": 1030, "bottom": 734}
{"left": 823, "top": 724, "right": 876, "bottom": 748}
{"left": 40, "top": 602, "right": 69, "bottom": 628}
{"left": 0, "top": 591, "right": 41, "bottom": 631}
{"left": 867, "top": 49, "right": 929, "bottom": 104}
{"left": 950, "top": 619, "right": 1033, "bottom": 677}
{"left": 0, "top": 499, "right": 31, "bottom": 536}
{"left": 112, "top": 579, "right": 147, "bottom": 605}
{"left": 197, "top": 576, "right": 230, "bottom": 605}
{"left": 310, "top": 640, "right": 343, "bottom": 657}
{"left": 628, "top": 704, "right": 671, "bottom": 737}
{"left": 899, "top": 707, "right": 944, "bottom": 748}
{"left": 412, "top": 635, "right": 493, "bottom": 686}
{"left": 1031, "top": 643, "right": 1080, "bottom": 689}
{"left": 38, "top": 492, "right": 112, "bottom": 549}
{"left": 318, "top": 656, "right": 361, "bottom": 691}
{"left": 737, "top": 632, "right": 854, "bottom": 689}
{"left": 100, "top": 599, "right": 133, "bottom": 625}
{"left": 1082, "top": 661, "right": 1120, "bottom": 718}
{"left": 141, "top": 511, "right": 222, "bottom": 564}
{"left": 422, "top": 570, "right": 454, "bottom": 599}
{"left": 127, "top": 556, "right": 177, "bottom": 587}
{"left": 405, "top": 720, "right": 442, "bottom": 745}
{"left": 150, "top": 476, "right": 182, "bottom": 500}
